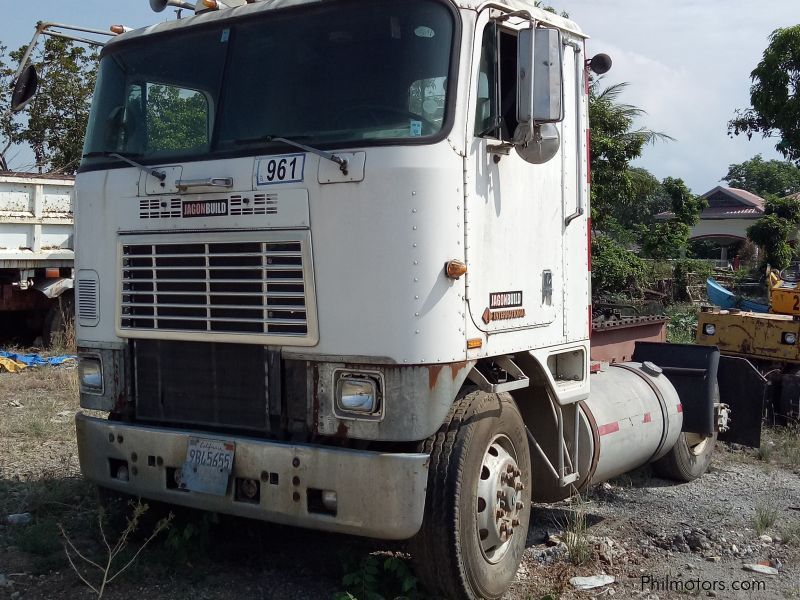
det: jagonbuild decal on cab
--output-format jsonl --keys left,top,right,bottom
{"left": 182, "top": 199, "right": 229, "bottom": 218}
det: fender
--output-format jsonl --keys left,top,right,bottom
{"left": 33, "top": 276, "right": 74, "bottom": 299}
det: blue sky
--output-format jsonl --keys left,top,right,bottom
{"left": 2, "top": 0, "right": 797, "bottom": 193}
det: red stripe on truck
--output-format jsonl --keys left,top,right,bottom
{"left": 597, "top": 422, "right": 620, "bottom": 436}
{"left": 643, "top": 413, "right": 652, "bottom": 423}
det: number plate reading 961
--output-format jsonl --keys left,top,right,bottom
{"left": 180, "top": 437, "right": 235, "bottom": 496}
{"left": 255, "top": 153, "right": 305, "bottom": 185}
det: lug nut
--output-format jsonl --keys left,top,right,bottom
{"left": 496, "top": 490, "right": 503, "bottom": 500}
{"left": 512, "top": 518, "right": 520, "bottom": 527}
{"left": 515, "top": 482, "right": 524, "bottom": 491}
{"left": 499, "top": 500, "right": 506, "bottom": 510}
{"left": 506, "top": 464, "right": 514, "bottom": 473}
{"left": 496, "top": 509, "right": 503, "bottom": 519}
{"left": 516, "top": 501, "right": 524, "bottom": 511}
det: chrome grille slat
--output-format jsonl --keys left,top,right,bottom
{"left": 124, "top": 252, "right": 301, "bottom": 259}
{"left": 121, "top": 290, "right": 305, "bottom": 298}
{"left": 123, "top": 277, "right": 305, "bottom": 284}
{"left": 120, "top": 239, "right": 309, "bottom": 337}
{"left": 122, "top": 314, "right": 303, "bottom": 325}
{"left": 122, "top": 302, "right": 304, "bottom": 311}
{"left": 122, "top": 265, "right": 302, "bottom": 271}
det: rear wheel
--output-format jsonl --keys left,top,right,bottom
{"left": 410, "top": 391, "right": 531, "bottom": 600}
{"left": 43, "top": 291, "right": 74, "bottom": 348}
{"left": 652, "top": 431, "right": 717, "bottom": 482}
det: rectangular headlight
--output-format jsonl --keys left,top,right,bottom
{"left": 79, "top": 356, "right": 104, "bottom": 394}
{"left": 335, "top": 374, "right": 379, "bottom": 414}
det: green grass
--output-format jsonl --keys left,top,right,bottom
{"left": 753, "top": 502, "right": 779, "bottom": 536}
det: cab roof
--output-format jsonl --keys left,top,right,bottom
{"left": 107, "top": 0, "right": 586, "bottom": 49}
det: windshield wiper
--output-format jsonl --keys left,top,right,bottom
{"left": 236, "top": 134, "right": 348, "bottom": 175}
{"left": 82, "top": 151, "right": 166, "bottom": 181}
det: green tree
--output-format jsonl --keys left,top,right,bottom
{"left": 723, "top": 154, "right": 800, "bottom": 197}
{"left": 590, "top": 234, "right": 645, "bottom": 296}
{"left": 747, "top": 214, "right": 794, "bottom": 269}
{"left": 728, "top": 25, "right": 800, "bottom": 165}
{"left": 145, "top": 84, "right": 209, "bottom": 153}
{"left": 747, "top": 195, "right": 800, "bottom": 269}
{"left": 0, "top": 36, "right": 98, "bottom": 173}
{"left": 765, "top": 195, "right": 800, "bottom": 222}
{"left": 589, "top": 80, "right": 672, "bottom": 233}
{"left": 640, "top": 178, "right": 706, "bottom": 259}
{"left": 0, "top": 44, "right": 23, "bottom": 171}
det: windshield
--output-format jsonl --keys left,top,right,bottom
{"left": 81, "top": 0, "right": 456, "bottom": 169}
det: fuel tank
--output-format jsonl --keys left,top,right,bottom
{"left": 529, "top": 361, "right": 683, "bottom": 502}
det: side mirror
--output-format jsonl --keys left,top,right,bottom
{"left": 516, "top": 27, "right": 563, "bottom": 132}
{"left": 11, "top": 64, "right": 39, "bottom": 113}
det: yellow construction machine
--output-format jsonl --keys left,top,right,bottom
{"left": 697, "top": 266, "right": 800, "bottom": 424}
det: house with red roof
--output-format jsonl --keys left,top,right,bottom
{"left": 657, "top": 186, "right": 765, "bottom": 262}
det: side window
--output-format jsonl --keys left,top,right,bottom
{"left": 474, "top": 24, "right": 497, "bottom": 137}
{"left": 145, "top": 83, "right": 210, "bottom": 154}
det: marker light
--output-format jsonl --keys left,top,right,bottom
{"left": 702, "top": 323, "right": 716, "bottom": 336}
{"left": 445, "top": 259, "right": 467, "bottom": 279}
{"left": 203, "top": 0, "right": 219, "bottom": 8}
{"left": 782, "top": 332, "right": 797, "bottom": 345}
{"left": 110, "top": 25, "right": 132, "bottom": 34}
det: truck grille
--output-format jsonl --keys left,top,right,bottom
{"left": 133, "top": 340, "right": 269, "bottom": 432}
{"left": 120, "top": 236, "right": 312, "bottom": 339}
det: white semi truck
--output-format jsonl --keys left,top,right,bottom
{"left": 11, "top": 0, "right": 761, "bottom": 597}
{"left": 0, "top": 172, "right": 74, "bottom": 345}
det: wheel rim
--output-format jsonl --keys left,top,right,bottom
{"left": 684, "top": 432, "right": 711, "bottom": 456}
{"left": 475, "top": 434, "right": 526, "bottom": 564}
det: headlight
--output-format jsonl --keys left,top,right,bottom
{"left": 79, "top": 357, "right": 103, "bottom": 394}
{"left": 335, "top": 374, "right": 379, "bottom": 414}
{"left": 703, "top": 323, "right": 716, "bottom": 336}
{"left": 782, "top": 332, "right": 797, "bottom": 345}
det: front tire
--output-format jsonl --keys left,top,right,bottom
{"left": 411, "top": 391, "right": 531, "bottom": 600}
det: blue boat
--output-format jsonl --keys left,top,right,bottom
{"left": 706, "top": 278, "right": 768, "bottom": 313}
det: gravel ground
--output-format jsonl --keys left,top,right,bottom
{"left": 1, "top": 367, "right": 799, "bottom": 599}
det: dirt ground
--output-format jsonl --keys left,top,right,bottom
{"left": 1, "top": 366, "right": 799, "bottom": 600}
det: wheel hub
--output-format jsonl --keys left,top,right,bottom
{"left": 476, "top": 435, "right": 525, "bottom": 563}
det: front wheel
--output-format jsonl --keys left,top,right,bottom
{"left": 410, "top": 391, "right": 531, "bottom": 600}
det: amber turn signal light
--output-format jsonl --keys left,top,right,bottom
{"left": 445, "top": 259, "right": 467, "bottom": 279}
{"left": 467, "top": 338, "right": 483, "bottom": 349}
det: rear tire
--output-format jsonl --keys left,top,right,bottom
{"left": 410, "top": 391, "right": 531, "bottom": 600}
{"left": 43, "top": 291, "right": 74, "bottom": 348}
{"left": 652, "top": 431, "right": 717, "bottom": 482}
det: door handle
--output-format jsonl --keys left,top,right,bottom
{"left": 176, "top": 177, "right": 233, "bottom": 190}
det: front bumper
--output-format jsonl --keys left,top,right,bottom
{"left": 76, "top": 413, "right": 429, "bottom": 539}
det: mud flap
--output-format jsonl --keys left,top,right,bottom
{"left": 717, "top": 355, "right": 766, "bottom": 448}
{"left": 632, "top": 342, "right": 718, "bottom": 436}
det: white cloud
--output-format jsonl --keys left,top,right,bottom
{"left": 567, "top": 0, "right": 797, "bottom": 194}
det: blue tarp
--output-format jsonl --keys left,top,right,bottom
{"left": 0, "top": 351, "right": 76, "bottom": 367}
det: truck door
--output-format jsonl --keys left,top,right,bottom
{"left": 466, "top": 13, "right": 586, "bottom": 344}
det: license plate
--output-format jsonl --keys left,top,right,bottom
{"left": 180, "top": 437, "right": 235, "bottom": 496}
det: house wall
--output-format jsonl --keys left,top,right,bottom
{"left": 689, "top": 218, "right": 755, "bottom": 241}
